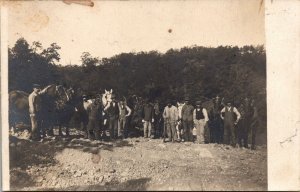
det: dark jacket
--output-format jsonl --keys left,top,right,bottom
{"left": 105, "top": 102, "right": 119, "bottom": 119}
{"left": 142, "top": 104, "right": 154, "bottom": 121}
{"left": 181, "top": 104, "right": 194, "bottom": 121}
{"left": 87, "top": 102, "right": 102, "bottom": 120}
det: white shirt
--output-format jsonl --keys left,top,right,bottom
{"left": 220, "top": 106, "right": 241, "bottom": 121}
{"left": 193, "top": 108, "right": 209, "bottom": 122}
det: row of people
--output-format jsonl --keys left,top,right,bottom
{"left": 85, "top": 93, "right": 258, "bottom": 149}
{"left": 28, "top": 83, "right": 258, "bottom": 149}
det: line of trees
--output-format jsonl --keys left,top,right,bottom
{"left": 9, "top": 37, "right": 266, "bottom": 130}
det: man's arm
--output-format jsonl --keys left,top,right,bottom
{"left": 162, "top": 107, "right": 167, "bottom": 119}
{"left": 104, "top": 102, "right": 111, "bottom": 111}
{"left": 175, "top": 107, "right": 179, "bottom": 121}
{"left": 203, "top": 108, "right": 209, "bottom": 122}
{"left": 193, "top": 109, "right": 196, "bottom": 123}
{"left": 126, "top": 105, "right": 132, "bottom": 116}
{"left": 39, "top": 85, "right": 53, "bottom": 95}
{"left": 151, "top": 107, "right": 155, "bottom": 123}
{"left": 28, "top": 94, "right": 35, "bottom": 114}
{"left": 220, "top": 107, "right": 225, "bottom": 120}
{"left": 233, "top": 107, "right": 241, "bottom": 123}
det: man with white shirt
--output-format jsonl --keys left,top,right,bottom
{"left": 220, "top": 99, "right": 241, "bottom": 146}
{"left": 118, "top": 100, "right": 132, "bottom": 139}
{"left": 163, "top": 100, "right": 179, "bottom": 142}
{"left": 28, "top": 84, "right": 52, "bottom": 140}
{"left": 104, "top": 94, "right": 119, "bottom": 140}
{"left": 193, "top": 100, "right": 209, "bottom": 144}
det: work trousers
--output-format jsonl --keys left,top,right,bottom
{"left": 166, "top": 121, "right": 177, "bottom": 141}
{"left": 30, "top": 113, "right": 42, "bottom": 140}
{"left": 182, "top": 120, "right": 193, "bottom": 141}
{"left": 237, "top": 118, "right": 250, "bottom": 148}
{"left": 210, "top": 116, "right": 223, "bottom": 143}
{"left": 143, "top": 121, "right": 152, "bottom": 138}
{"left": 119, "top": 117, "right": 127, "bottom": 138}
{"left": 223, "top": 121, "right": 236, "bottom": 146}
{"left": 87, "top": 118, "right": 100, "bottom": 139}
{"left": 194, "top": 119, "right": 206, "bottom": 144}
{"left": 109, "top": 118, "right": 118, "bottom": 139}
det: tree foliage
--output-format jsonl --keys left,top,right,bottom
{"left": 9, "top": 37, "right": 266, "bottom": 129}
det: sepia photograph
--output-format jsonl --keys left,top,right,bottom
{"left": 3, "top": 0, "right": 270, "bottom": 190}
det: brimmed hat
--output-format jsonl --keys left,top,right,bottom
{"left": 166, "top": 99, "right": 172, "bottom": 104}
{"left": 225, "top": 99, "right": 233, "bottom": 103}
{"left": 33, "top": 84, "right": 41, "bottom": 89}
{"left": 184, "top": 96, "right": 190, "bottom": 101}
{"left": 196, "top": 100, "right": 202, "bottom": 105}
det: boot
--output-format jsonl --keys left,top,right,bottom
{"left": 88, "top": 131, "right": 94, "bottom": 140}
{"left": 94, "top": 131, "right": 100, "bottom": 140}
{"left": 47, "top": 129, "right": 54, "bottom": 137}
{"left": 58, "top": 127, "right": 63, "bottom": 136}
{"left": 66, "top": 128, "right": 70, "bottom": 137}
{"left": 83, "top": 131, "right": 88, "bottom": 139}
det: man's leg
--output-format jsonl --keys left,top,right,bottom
{"left": 197, "top": 120, "right": 205, "bottom": 144}
{"left": 166, "top": 122, "right": 171, "bottom": 141}
{"left": 223, "top": 122, "right": 230, "bottom": 145}
{"left": 114, "top": 119, "right": 118, "bottom": 139}
{"left": 108, "top": 118, "right": 114, "bottom": 140}
{"left": 94, "top": 120, "right": 100, "bottom": 140}
{"left": 122, "top": 118, "right": 127, "bottom": 139}
{"left": 188, "top": 120, "right": 194, "bottom": 142}
{"left": 170, "top": 122, "right": 177, "bottom": 142}
{"left": 236, "top": 120, "right": 242, "bottom": 147}
{"left": 251, "top": 121, "right": 257, "bottom": 150}
{"left": 229, "top": 123, "right": 236, "bottom": 146}
{"left": 30, "top": 115, "right": 38, "bottom": 140}
{"left": 243, "top": 118, "right": 249, "bottom": 148}
{"left": 118, "top": 118, "right": 123, "bottom": 138}
{"left": 148, "top": 122, "right": 152, "bottom": 138}
{"left": 219, "top": 119, "right": 224, "bottom": 143}
{"left": 143, "top": 121, "right": 148, "bottom": 138}
{"left": 182, "top": 121, "right": 188, "bottom": 141}
{"left": 87, "top": 119, "right": 95, "bottom": 140}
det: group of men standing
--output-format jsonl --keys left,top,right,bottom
{"left": 138, "top": 96, "right": 258, "bottom": 149}
{"left": 28, "top": 84, "right": 259, "bottom": 149}
{"left": 83, "top": 94, "right": 132, "bottom": 140}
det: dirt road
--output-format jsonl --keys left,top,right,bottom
{"left": 9, "top": 129, "right": 267, "bottom": 191}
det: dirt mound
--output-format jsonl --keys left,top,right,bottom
{"left": 9, "top": 129, "right": 267, "bottom": 191}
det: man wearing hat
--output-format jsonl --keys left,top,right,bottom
{"left": 141, "top": 98, "right": 154, "bottom": 138}
{"left": 193, "top": 100, "right": 209, "bottom": 144}
{"left": 220, "top": 99, "right": 241, "bottom": 146}
{"left": 181, "top": 96, "right": 194, "bottom": 142}
{"left": 162, "top": 100, "right": 179, "bottom": 142}
{"left": 118, "top": 100, "right": 132, "bottom": 139}
{"left": 104, "top": 94, "right": 119, "bottom": 140}
{"left": 210, "top": 95, "right": 224, "bottom": 143}
{"left": 86, "top": 96, "right": 103, "bottom": 140}
{"left": 28, "top": 84, "right": 53, "bottom": 140}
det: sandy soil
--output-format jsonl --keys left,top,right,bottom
{"left": 9, "top": 128, "right": 267, "bottom": 191}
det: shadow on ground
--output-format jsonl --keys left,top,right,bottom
{"left": 9, "top": 131, "right": 134, "bottom": 189}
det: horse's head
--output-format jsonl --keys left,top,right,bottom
{"left": 45, "top": 84, "right": 57, "bottom": 97}
{"left": 102, "top": 89, "right": 113, "bottom": 107}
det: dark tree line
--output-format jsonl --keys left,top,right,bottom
{"left": 9, "top": 37, "right": 266, "bottom": 131}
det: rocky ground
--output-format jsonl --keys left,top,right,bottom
{"left": 9, "top": 128, "right": 267, "bottom": 191}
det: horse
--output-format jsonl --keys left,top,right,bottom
{"left": 9, "top": 90, "right": 30, "bottom": 131}
{"left": 101, "top": 89, "right": 113, "bottom": 108}
{"left": 9, "top": 84, "right": 58, "bottom": 132}
{"left": 51, "top": 85, "right": 79, "bottom": 136}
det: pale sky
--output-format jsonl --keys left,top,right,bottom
{"left": 8, "top": 0, "right": 265, "bottom": 65}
